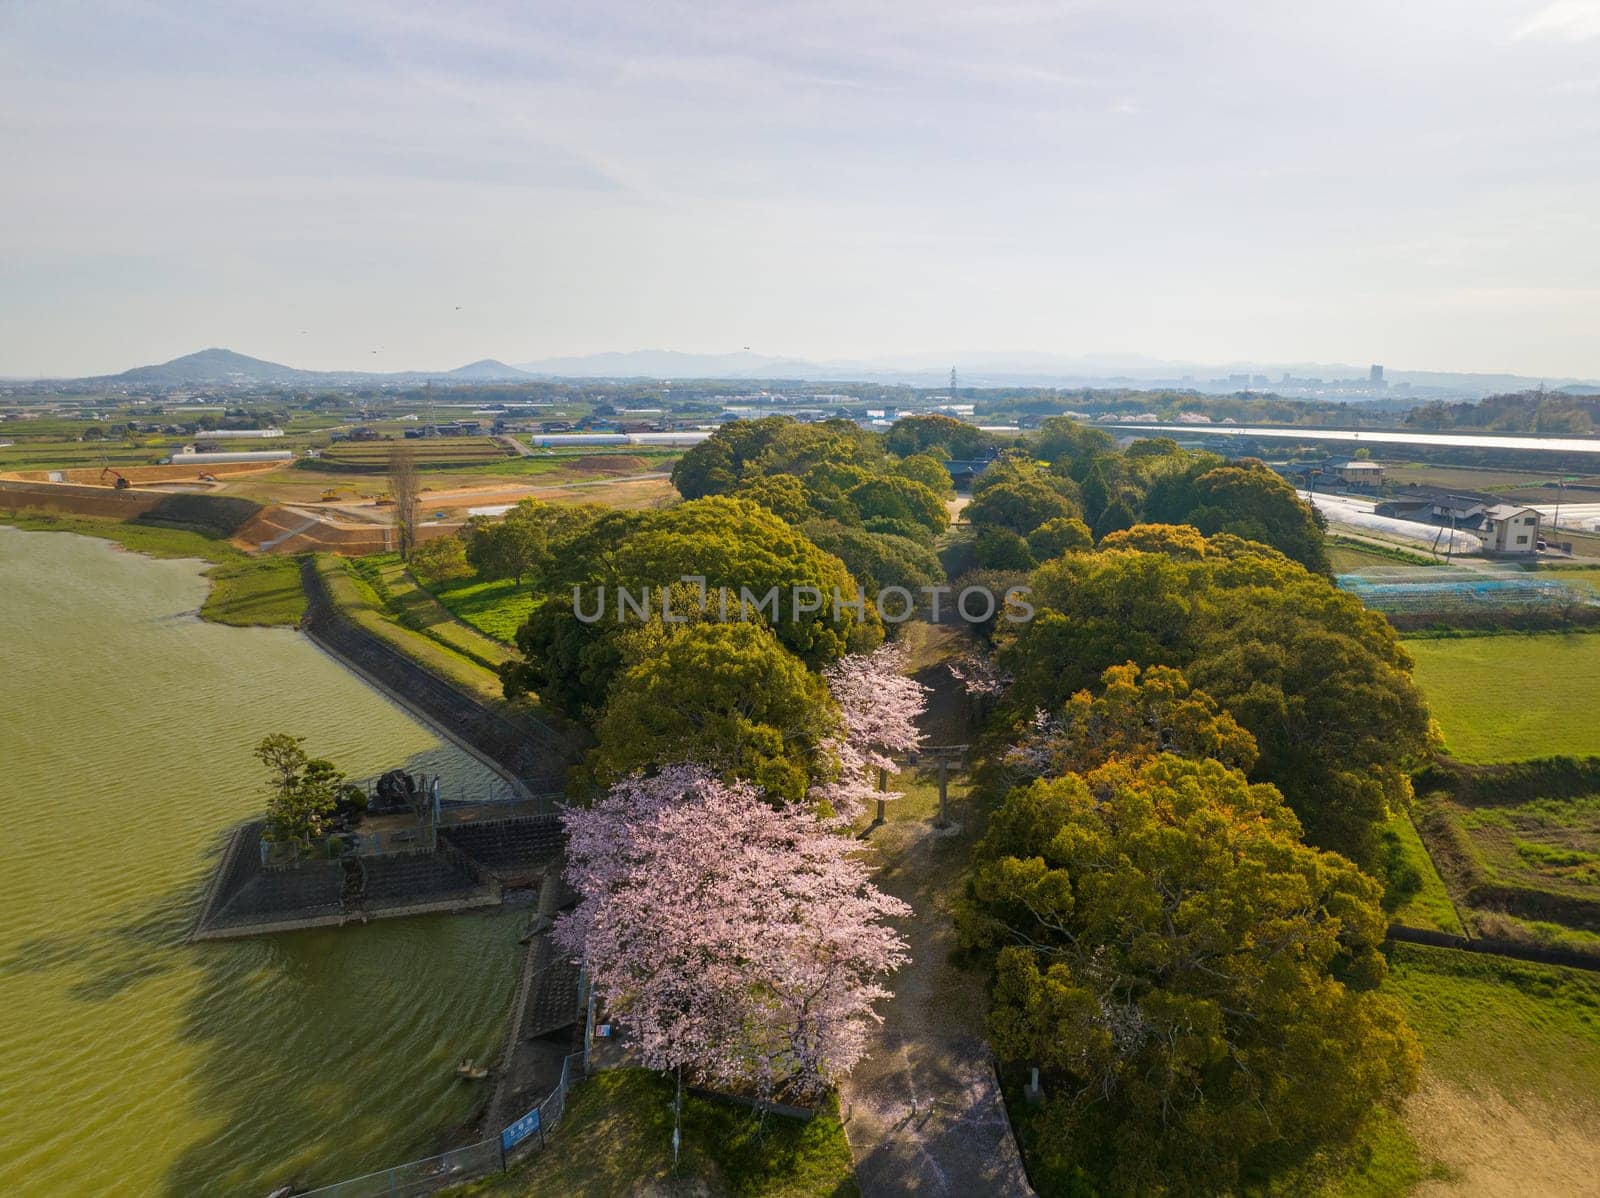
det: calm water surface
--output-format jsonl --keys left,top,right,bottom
{"left": 0, "top": 528, "right": 523, "bottom": 1196}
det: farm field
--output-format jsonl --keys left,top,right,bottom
{"left": 1382, "top": 463, "right": 1591, "bottom": 494}
{"left": 1442, "top": 792, "right": 1600, "bottom": 902}
{"left": 1328, "top": 540, "right": 1440, "bottom": 572}
{"left": 1407, "top": 633, "right": 1600, "bottom": 762}
{"left": 1384, "top": 944, "right": 1600, "bottom": 1196}
{"left": 318, "top": 436, "right": 515, "bottom": 469}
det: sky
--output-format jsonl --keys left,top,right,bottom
{"left": 1, "top": 0, "right": 1598, "bottom": 378}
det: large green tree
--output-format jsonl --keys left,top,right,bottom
{"left": 253, "top": 733, "right": 363, "bottom": 848}
{"left": 961, "top": 755, "right": 1420, "bottom": 1196}
{"left": 1143, "top": 457, "right": 1330, "bottom": 574}
{"left": 507, "top": 497, "right": 879, "bottom": 717}
{"left": 1000, "top": 534, "right": 1430, "bottom": 864}
{"left": 588, "top": 621, "right": 835, "bottom": 801}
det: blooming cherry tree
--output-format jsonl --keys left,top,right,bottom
{"left": 817, "top": 645, "right": 930, "bottom": 822}
{"left": 556, "top": 764, "right": 910, "bottom": 1100}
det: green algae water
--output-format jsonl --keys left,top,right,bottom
{"left": 0, "top": 528, "right": 524, "bottom": 1196}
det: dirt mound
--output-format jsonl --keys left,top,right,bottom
{"left": 562, "top": 454, "right": 648, "bottom": 475}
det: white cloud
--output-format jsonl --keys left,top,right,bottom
{"left": 1515, "top": 1, "right": 1600, "bottom": 41}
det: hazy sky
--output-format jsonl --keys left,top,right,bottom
{"left": 2, "top": 1, "right": 1598, "bottom": 377}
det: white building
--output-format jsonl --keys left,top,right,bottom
{"left": 1481, "top": 504, "right": 1541, "bottom": 556}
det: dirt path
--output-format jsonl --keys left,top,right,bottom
{"left": 841, "top": 814, "right": 1033, "bottom": 1197}
{"left": 840, "top": 628, "right": 1034, "bottom": 1197}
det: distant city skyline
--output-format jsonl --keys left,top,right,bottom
{"left": 3, "top": 2, "right": 1599, "bottom": 378}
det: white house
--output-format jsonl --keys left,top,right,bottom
{"left": 1481, "top": 504, "right": 1541, "bottom": 556}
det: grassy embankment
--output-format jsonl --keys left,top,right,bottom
{"left": 449, "top": 1069, "right": 857, "bottom": 1198}
{"left": 313, "top": 554, "right": 512, "bottom": 707}
{"left": 1379, "top": 809, "right": 1465, "bottom": 936}
{"left": 351, "top": 553, "right": 518, "bottom": 672}
{"left": 0, "top": 509, "right": 305, "bottom": 626}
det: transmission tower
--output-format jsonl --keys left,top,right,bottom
{"left": 950, "top": 366, "right": 958, "bottom": 396}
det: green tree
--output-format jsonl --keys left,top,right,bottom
{"left": 1026, "top": 516, "right": 1093, "bottom": 560}
{"left": 1001, "top": 534, "right": 1430, "bottom": 864}
{"left": 891, "top": 453, "right": 955, "bottom": 495}
{"left": 253, "top": 734, "right": 361, "bottom": 848}
{"left": 467, "top": 500, "right": 606, "bottom": 586}
{"left": 885, "top": 413, "right": 993, "bottom": 459}
{"left": 800, "top": 518, "right": 945, "bottom": 596}
{"left": 961, "top": 755, "right": 1420, "bottom": 1196}
{"left": 847, "top": 475, "right": 950, "bottom": 536}
{"left": 589, "top": 621, "right": 835, "bottom": 802}
{"left": 973, "top": 526, "right": 1036, "bottom": 571}
{"left": 670, "top": 416, "right": 791, "bottom": 499}
{"left": 734, "top": 473, "right": 816, "bottom": 524}
{"left": 409, "top": 532, "right": 472, "bottom": 586}
{"left": 966, "top": 477, "right": 1081, "bottom": 538}
{"left": 1143, "top": 457, "right": 1329, "bottom": 574}
{"left": 1010, "top": 662, "right": 1258, "bottom": 777}
{"left": 507, "top": 498, "right": 879, "bottom": 717}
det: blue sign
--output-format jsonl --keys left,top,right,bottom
{"left": 501, "top": 1106, "right": 541, "bottom": 1152}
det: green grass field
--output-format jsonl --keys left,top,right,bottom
{"left": 356, "top": 554, "right": 517, "bottom": 669}
{"left": 453, "top": 1069, "right": 858, "bottom": 1198}
{"left": 315, "top": 554, "right": 511, "bottom": 707}
{"left": 0, "top": 509, "right": 243, "bottom": 563}
{"left": 200, "top": 556, "right": 307, "bottom": 626}
{"left": 1385, "top": 942, "right": 1600, "bottom": 1098}
{"left": 1380, "top": 810, "right": 1465, "bottom": 935}
{"left": 433, "top": 577, "right": 539, "bottom": 644}
{"left": 1408, "top": 633, "right": 1600, "bottom": 761}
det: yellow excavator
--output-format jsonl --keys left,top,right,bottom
{"left": 99, "top": 465, "right": 132, "bottom": 490}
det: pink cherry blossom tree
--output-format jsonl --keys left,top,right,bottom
{"left": 816, "top": 644, "right": 930, "bottom": 822}
{"left": 556, "top": 764, "right": 910, "bottom": 1101}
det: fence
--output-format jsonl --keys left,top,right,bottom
{"left": 296, "top": 972, "right": 593, "bottom": 1198}
{"left": 1336, "top": 567, "right": 1599, "bottom": 615}
{"left": 298, "top": 1047, "right": 589, "bottom": 1197}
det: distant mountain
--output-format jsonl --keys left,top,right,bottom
{"left": 44, "top": 345, "right": 1600, "bottom": 399}
{"left": 114, "top": 347, "right": 321, "bottom": 385}
{"left": 514, "top": 349, "right": 803, "bottom": 379}
{"left": 444, "top": 359, "right": 531, "bottom": 380}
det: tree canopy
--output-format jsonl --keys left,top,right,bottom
{"left": 505, "top": 497, "right": 880, "bottom": 717}
{"left": 590, "top": 620, "right": 835, "bottom": 802}
{"left": 1000, "top": 533, "right": 1430, "bottom": 864}
{"left": 961, "top": 754, "right": 1420, "bottom": 1195}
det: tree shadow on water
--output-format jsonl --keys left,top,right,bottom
{"left": 6, "top": 748, "right": 526, "bottom": 1198}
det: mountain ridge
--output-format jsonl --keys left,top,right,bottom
{"left": 26, "top": 346, "right": 1600, "bottom": 398}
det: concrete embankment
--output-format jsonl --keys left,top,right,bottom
{"left": 298, "top": 557, "right": 574, "bottom": 795}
